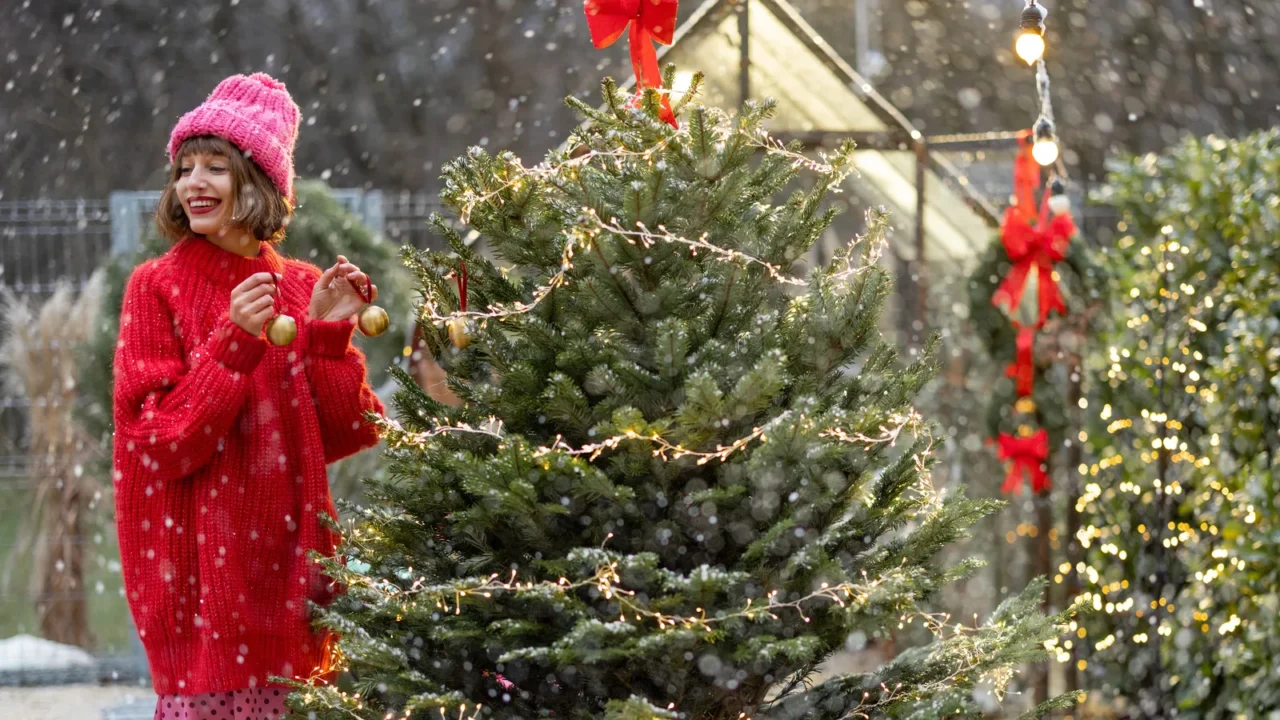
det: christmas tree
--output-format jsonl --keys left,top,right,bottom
{"left": 1071, "top": 133, "right": 1280, "bottom": 716}
{"left": 290, "top": 76, "right": 1077, "bottom": 719}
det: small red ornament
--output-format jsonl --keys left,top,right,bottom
{"left": 584, "top": 0, "right": 680, "bottom": 128}
{"left": 998, "top": 429, "right": 1050, "bottom": 494}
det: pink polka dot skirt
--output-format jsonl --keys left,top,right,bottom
{"left": 153, "top": 688, "right": 291, "bottom": 719}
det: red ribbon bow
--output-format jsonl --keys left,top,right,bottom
{"left": 998, "top": 429, "right": 1050, "bottom": 494}
{"left": 1005, "top": 326, "right": 1036, "bottom": 397}
{"left": 584, "top": 0, "right": 679, "bottom": 127}
{"left": 991, "top": 204, "right": 1075, "bottom": 328}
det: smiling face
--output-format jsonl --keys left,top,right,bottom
{"left": 177, "top": 151, "right": 235, "bottom": 237}
{"left": 155, "top": 135, "right": 292, "bottom": 244}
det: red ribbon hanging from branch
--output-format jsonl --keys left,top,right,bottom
{"left": 456, "top": 262, "right": 468, "bottom": 312}
{"left": 346, "top": 272, "right": 375, "bottom": 304}
{"left": 991, "top": 203, "right": 1075, "bottom": 328}
{"left": 584, "top": 0, "right": 680, "bottom": 127}
{"left": 998, "top": 429, "right": 1050, "bottom": 494}
{"left": 1005, "top": 325, "right": 1036, "bottom": 397}
{"left": 1012, "top": 129, "right": 1040, "bottom": 224}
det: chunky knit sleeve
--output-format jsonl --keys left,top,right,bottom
{"left": 306, "top": 317, "right": 385, "bottom": 463}
{"left": 112, "top": 262, "right": 267, "bottom": 484}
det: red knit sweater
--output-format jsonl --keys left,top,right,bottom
{"left": 112, "top": 237, "right": 384, "bottom": 695}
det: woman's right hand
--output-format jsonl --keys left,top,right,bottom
{"left": 230, "top": 272, "right": 280, "bottom": 336}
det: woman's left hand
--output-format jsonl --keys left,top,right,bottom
{"left": 309, "top": 255, "right": 378, "bottom": 322}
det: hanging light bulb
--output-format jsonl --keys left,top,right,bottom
{"left": 1016, "top": 1, "right": 1048, "bottom": 65}
{"left": 1048, "top": 177, "right": 1071, "bottom": 215}
{"left": 1032, "top": 117, "right": 1060, "bottom": 166}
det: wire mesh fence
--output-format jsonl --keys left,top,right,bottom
{"left": 0, "top": 189, "right": 444, "bottom": 693}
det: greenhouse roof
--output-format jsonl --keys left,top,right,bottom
{"left": 638, "top": 0, "right": 1002, "bottom": 263}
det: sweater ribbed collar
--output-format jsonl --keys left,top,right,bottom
{"left": 172, "top": 236, "right": 286, "bottom": 289}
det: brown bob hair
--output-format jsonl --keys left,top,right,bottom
{"left": 155, "top": 135, "right": 292, "bottom": 244}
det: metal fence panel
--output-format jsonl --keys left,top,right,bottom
{"left": 0, "top": 199, "right": 112, "bottom": 296}
{"left": 0, "top": 190, "right": 443, "bottom": 690}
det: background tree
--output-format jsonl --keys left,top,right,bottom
{"left": 1109, "top": 132, "right": 1280, "bottom": 716}
{"left": 3, "top": 0, "right": 1277, "bottom": 203}
{"left": 1068, "top": 134, "right": 1280, "bottom": 716}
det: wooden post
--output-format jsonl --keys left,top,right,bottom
{"left": 1064, "top": 363, "right": 1084, "bottom": 695}
{"left": 1032, "top": 402, "right": 1053, "bottom": 706}
{"left": 738, "top": 0, "right": 750, "bottom": 107}
{"left": 914, "top": 139, "right": 928, "bottom": 343}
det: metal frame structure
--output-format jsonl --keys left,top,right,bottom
{"left": 641, "top": 0, "right": 1026, "bottom": 333}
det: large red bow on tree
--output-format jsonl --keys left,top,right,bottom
{"left": 1005, "top": 325, "right": 1036, "bottom": 397}
{"left": 998, "top": 429, "right": 1050, "bottom": 494}
{"left": 991, "top": 205, "right": 1075, "bottom": 328}
{"left": 584, "top": 0, "right": 679, "bottom": 127}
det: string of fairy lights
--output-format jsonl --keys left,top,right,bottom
{"left": 377, "top": 408, "right": 928, "bottom": 470}
{"left": 422, "top": 134, "right": 868, "bottom": 335}
{"left": 1015, "top": 0, "right": 1060, "bottom": 169}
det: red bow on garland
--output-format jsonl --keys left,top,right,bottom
{"left": 584, "top": 0, "right": 679, "bottom": 127}
{"left": 991, "top": 204, "right": 1075, "bottom": 328}
{"left": 1005, "top": 325, "right": 1036, "bottom": 397}
{"left": 998, "top": 429, "right": 1050, "bottom": 494}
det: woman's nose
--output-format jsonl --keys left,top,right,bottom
{"left": 188, "top": 166, "right": 208, "bottom": 186}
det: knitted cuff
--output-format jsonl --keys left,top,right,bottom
{"left": 208, "top": 317, "right": 268, "bottom": 374}
{"left": 308, "top": 318, "right": 357, "bottom": 357}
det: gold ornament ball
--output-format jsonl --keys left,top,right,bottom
{"left": 358, "top": 305, "right": 390, "bottom": 337}
{"left": 447, "top": 318, "right": 474, "bottom": 349}
{"left": 265, "top": 314, "right": 297, "bottom": 346}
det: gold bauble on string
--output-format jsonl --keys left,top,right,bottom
{"left": 265, "top": 314, "right": 297, "bottom": 346}
{"left": 357, "top": 305, "right": 390, "bottom": 337}
{"left": 447, "top": 317, "right": 474, "bottom": 349}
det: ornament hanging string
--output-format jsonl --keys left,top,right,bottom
{"left": 263, "top": 272, "right": 298, "bottom": 346}
{"left": 456, "top": 262, "right": 468, "bottom": 313}
{"left": 346, "top": 272, "right": 375, "bottom": 305}
{"left": 584, "top": 0, "right": 680, "bottom": 127}
{"left": 445, "top": 262, "right": 473, "bottom": 349}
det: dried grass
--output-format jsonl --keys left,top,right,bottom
{"left": 0, "top": 270, "right": 107, "bottom": 648}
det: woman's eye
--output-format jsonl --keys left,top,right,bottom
{"left": 179, "top": 167, "right": 193, "bottom": 175}
{"left": 210, "top": 166, "right": 227, "bottom": 173}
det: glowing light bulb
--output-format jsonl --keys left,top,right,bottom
{"left": 1048, "top": 178, "right": 1071, "bottom": 215}
{"left": 1033, "top": 137, "right": 1060, "bottom": 166}
{"left": 1016, "top": 32, "right": 1046, "bottom": 65}
{"left": 1017, "top": 1, "right": 1049, "bottom": 65}
{"left": 1032, "top": 116, "right": 1059, "bottom": 167}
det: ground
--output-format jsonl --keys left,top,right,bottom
{"left": 0, "top": 684, "right": 153, "bottom": 720}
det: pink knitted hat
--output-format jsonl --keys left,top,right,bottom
{"left": 168, "top": 73, "right": 301, "bottom": 203}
